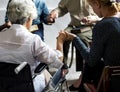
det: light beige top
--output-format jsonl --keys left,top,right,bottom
{"left": 52, "top": 0, "right": 99, "bottom": 27}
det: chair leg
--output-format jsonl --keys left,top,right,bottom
{"left": 84, "top": 83, "right": 97, "bottom": 92}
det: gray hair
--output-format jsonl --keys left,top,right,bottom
{"left": 6, "top": 0, "right": 37, "bottom": 24}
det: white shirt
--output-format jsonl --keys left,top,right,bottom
{"left": 0, "top": 24, "right": 63, "bottom": 92}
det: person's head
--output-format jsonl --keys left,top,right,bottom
{"left": 6, "top": 0, "right": 37, "bottom": 26}
{"left": 87, "top": 0, "right": 120, "bottom": 17}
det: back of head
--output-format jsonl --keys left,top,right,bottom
{"left": 7, "top": 0, "right": 37, "bottom": 24}
{"left": 87, "top": 0, "right": 120, "bottom": 15}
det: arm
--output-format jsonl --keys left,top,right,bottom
{"left": 81, "top": 15, "right": 102, "bottom": 25}
{"left": 32, "top": 35, "right": 64, "bottom": 68}
{"left": 39, "top": 0, "right": 50, "bottom": 24}
{"left": 48, "top": 0, "right": 69, "bottom": 20}
{"left": 63, "top": 22, "right": 106, "bottom": 67}
{"left": 73, "top": 23, "right": 107, "bottom": 67}
{"left": 0, "top": 22, "right": 11, "bottom": 31}
{"left": 81, "top": 3, "right": 102, "bottom": 25}
{"left": 56, "top": 31, "right": 67, "bottom": 61}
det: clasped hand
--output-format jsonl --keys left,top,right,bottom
{"left": 57, "top": 30, "right": 77, "bottom": 42}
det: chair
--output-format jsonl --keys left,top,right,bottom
{"left": 0, "top": 62, "right": 35, "bottom": 92}
{"left": 84, "top": 66, "right": 120, "bottom": 92}
{"left": 0, "top": 62, "right": 68, "bottom": 92}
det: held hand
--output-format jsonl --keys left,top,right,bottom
{"left": 64, "top": 31, "right": 77, "bottom": 41}
{"left": 57, "top": 30, "right": 77, "bottom": 42}
{"left": 56, "top": 30, "right": 67, "bottom": 42}
{"left": 56, "top": 31, "right": 76, "bottom": 59}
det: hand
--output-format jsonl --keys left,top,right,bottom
{"left": 56, "top": 30, "right": 67, "bottom": 43}
{"left": 49, "top": 10, "right": 58, "bottom": 19}
{"left": 61, "top": 64, "right": 69, "bottom": 77}
{"left": 81, "top": 16, "right": 97, "bottom": 25}
{"left": 6, "top": 21, "right": 12, "bottom": 27}
{"left": 57, "top": 30, "right": 77, "bottom": 41}
{"left": 65, "top": 31, "right": 77, "bottom": 41}
{"left": 62, "top": 68, "right": 69, "bottom": 77}
{"left": 4, "top": 21, "right": 12, "bottom": 28}
{"left": 47, "top": 10, "right": 58, "bottom": 24}
{"left": 46, "top": 15, "right": 55, "bottom": 24}
{"left": 0, "top": 21, "right": 12, "bottom": 31}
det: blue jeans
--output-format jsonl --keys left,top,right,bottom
{"left": 32, "top": 24, "right": 44, "bottom": 41}
{"left": 32, "top": 29, "right": 44, "bottom": 41}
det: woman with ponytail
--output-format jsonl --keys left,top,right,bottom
{"left": 57, "top": 0, "right": 120, "bottom": 91}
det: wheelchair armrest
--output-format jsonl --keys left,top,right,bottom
{"left": 34, "top": 63, "right": 47, "bottom": 74}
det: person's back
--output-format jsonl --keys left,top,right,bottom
{"left": 0, "top": 0, "right": 67, "bottom": 92}
{"left": 0, "top": 25, "right": 40, "bottom": 72}
{"left": 60, "top": 0, "right": 120, "bottom": 91}
{"left": 92, "top": 17, "right": 120, "bottom": 66}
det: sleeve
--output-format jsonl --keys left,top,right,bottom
{"left": 73, "top": 37, "right": 90, "bottom": 61}
{"left": 40, "top": 0, "right": 50, "bottom": 24}
{"left": 32, "top": 35, "right": 63, "bottom": 68}
{"left": 73, "top": 21, "right": 109, "bottom": 67}
{"left": 51, "top": 0, "right": 69, "bottom": 17}
{"left": 86, "top": 1, "right": 101, "bottom": 22}
{"left": 87, "top": 21, "right": 112, "bottom": 67}
{"left": 87, "top": 25, "right": 105, "bottom": 67}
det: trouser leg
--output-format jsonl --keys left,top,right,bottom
{"left": 63, "top": 40, "right": 71, "bottom": 64}
{"left": 32, "top": 29, "right": 44, "bottom": 41}
{"left": 76, "top": 48, "right": 83, "bottom": 71}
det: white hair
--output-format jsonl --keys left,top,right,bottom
{"left": 7, "top": 0, "right": 37, "bottom": 24}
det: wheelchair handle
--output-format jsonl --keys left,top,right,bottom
{"left": 14, "top": 62, "right": 27, "bottom": 74}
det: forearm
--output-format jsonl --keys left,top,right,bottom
{"left": 73, "top": 37, "right": 90, "bottom": 60}
{"left": 0, "top": 23, "right": 10, "bottom": 31}
{"left": 56, "top": 38, "right": 64, "bottom": 61}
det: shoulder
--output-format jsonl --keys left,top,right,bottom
{"left": 93, "top": 17, "right": 120, "bottom": 37}
{"left": 34, "top": 0, "right": 47, "bottom": 8}
{"left": 59, "top": 0, "right": 69, "bottom": 5}
{"left": 96, "top": 17, "right": 120, "bottom": 29}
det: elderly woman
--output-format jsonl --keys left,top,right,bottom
{"left": 59, "top": 0, "right": 120, "bottom": 91}
{"left": 0, "top": 0, "right": 67, "bottom": 92}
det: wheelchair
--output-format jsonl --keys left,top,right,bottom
{"left": 0, "top": 62, "right": 68, "bottom": 92}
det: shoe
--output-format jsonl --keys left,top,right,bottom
{"left": 69, "top": 85, "right": 79, "bottom": 91}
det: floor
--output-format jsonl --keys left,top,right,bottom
{"left": 64, "top": 49, "right": 81, "bottom": 92}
